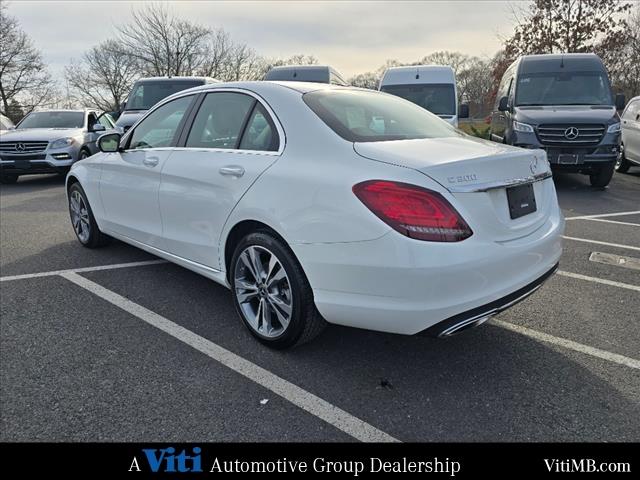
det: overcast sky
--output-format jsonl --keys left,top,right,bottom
{"left": 9, "top": 0, "right": 520, "bottom": 80}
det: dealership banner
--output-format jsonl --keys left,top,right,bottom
{"left": 0, "top": 443, "right": 635, "bottom": 476}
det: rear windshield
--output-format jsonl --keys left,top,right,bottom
{"left": 17, "top": 111, "right": 84, "bottom": 129}
{"left": 303, "top": 89, "right": 458, "bottom": 142}
{"left": 380, "top": 84, "right": 456, "bottom": 116}
{"left": 125, "top": 80, "right": 203, "bottom": 110}
{"left": 515, "top": 71, "right": 613, "bottom": 106}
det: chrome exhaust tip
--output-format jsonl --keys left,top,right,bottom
{"left": 437, "top": 313, "right": 495, "bottom": 338}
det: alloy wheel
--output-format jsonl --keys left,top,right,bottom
{"left": 70, "top": 190, "right": 91, "bottom": 243}
{"left": 234, "top": 245, "right": 292, "bottom": 338}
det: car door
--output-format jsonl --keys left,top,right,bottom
{"left": 158, "top": 90, "right": 282, "bottom": 270}
{"left": 491, "top": 75, "right": 513, "bottom": 142}
{"left": 99, "top": 94, "right": 196, "bottom": 247}
{"left": 622, "top": 99, "right": 640, "bottom": 162}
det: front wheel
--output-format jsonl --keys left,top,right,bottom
{"left": 230, "top": 231, "right": 325, "bottom": 349}
{"left": 615, "top": 149, "right": 631, "bottom": 173}
{"left": 589, "top": 163, "right": 615, "bottom": 188}
{"left": 68, "top": 183, "right": 110, "bottom": 248}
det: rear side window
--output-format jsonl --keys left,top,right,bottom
{"left": 186, "top": 93, "right": 255, "bottom": 149}
{"left": 303, "top": 89, "right": 458, "bottom": 143}
{"left": 239, "top": 103, "right": 279, "bottom": 151}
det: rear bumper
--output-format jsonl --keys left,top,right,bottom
{"left": 421, "top": 262, "right": 558, "bottom": 337}
{"left": 291, "top": 206, "right": 564, "bottom": 335}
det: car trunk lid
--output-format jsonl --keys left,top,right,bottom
{"left": 354, "top": 136, "right": 555, "bottom": 242}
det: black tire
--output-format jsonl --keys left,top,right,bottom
{"left": 589, "top": 162, "right": 615, "bottom": 188}
{"left": 68, "top": 182, "right": 110, "bottom": 248}
{"left": 0, "top": 174, "right": 18, "bottom": 184}
{"left": 615, "top": 149, "right": 631, "bottom": 173}
{"left": 79, "top": 149, "right": 90, "bottom": 160}
{"left": 230, "top": 231, "right": 326, "bottom": 349}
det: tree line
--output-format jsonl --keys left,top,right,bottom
{"left": 1, "top": 1, "right": 639, "bottom": 123}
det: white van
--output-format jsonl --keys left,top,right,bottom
{"left": 379, "top": 65, "right": 468, "bottom": 127}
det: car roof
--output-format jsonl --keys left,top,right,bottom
{"left": 381, "top": 65, "right": 456, "bottom": 85}
{"left": 134, "top": 76, "right": 217, "bottom": 83}
{"left": 519, "top": 53, "right": 605, "bottom": 73}
{"left": 170, "top": 80, "right": 353, "bottom": 96}
{"left": 29, "top": 109, "right": 94, "bottom": 114}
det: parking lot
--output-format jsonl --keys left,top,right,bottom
{"left": 1, "top": 170, "right": 638, "bottom": 442}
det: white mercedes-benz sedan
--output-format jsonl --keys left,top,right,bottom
{"left": 66, "top": 81, "right": 564, "bottom": 348}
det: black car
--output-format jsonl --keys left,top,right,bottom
{"left": 489, "top": 53, "right": 625, "bottom": 188}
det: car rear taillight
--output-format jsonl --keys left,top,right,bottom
{"left": 353, "top": 180, "right": 473, "bottom": 242}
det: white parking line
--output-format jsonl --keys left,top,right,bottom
{"left": 565, "top": 210, "right": 640, "bottom": 220}
{"left": 557, "top": 270, "right": 640, "bottom": 292}
{"left": 492, "top": 320, "right": 640, "bottom": 370}
{"left": 562, "top": 235, "right": 640, "bottom": 252}
{"left": 0, "top": 260, "right": 168, "bottom": 282}
{"left": 580, "top": 218, "right": 640, "bottom": 227}
{"left": 59, "top": 271, "right": 399, "bottom": 443}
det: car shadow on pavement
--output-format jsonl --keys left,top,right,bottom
{"left": 78, "top": 263, "right": 640, "bottom": 442}
{"left": 0, "top": 174, "right": 65, "bottom": 197}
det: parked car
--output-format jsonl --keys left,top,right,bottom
{"left": 0, "top": 113, "right": 15, "bottom": 131}
{"left": 264, "top": 65, "right": 347, "bottom": 86}
{"left": 115, "top": 76, "right": 218, "bottom": 132}
{"left": 616, "top": 95, "right": 640, "bottom": 173}
{"left": 0, "top": 109, "right": 115, "bottom": 184}
{"left": 489, "top": 53, "right": 625, "bottom": 188}
{"left": 67, "top": 82, "right": 563, "bottom": 348}
{"left": 379, "top": 65, "right": 469, "bottom": 127}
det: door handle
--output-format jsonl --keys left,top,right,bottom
{"left": 143, "top": 156, "right": 159, "bottom": 167}
{"left": 219, "top": 165, "right": 245, "bottom": 177}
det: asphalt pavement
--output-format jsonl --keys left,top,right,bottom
{"left": 1, "top": 169, "right": 639, "bottom": 442}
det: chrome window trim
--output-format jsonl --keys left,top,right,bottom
{"left": 447, "top": 171, "right": 552, "bottom": 193}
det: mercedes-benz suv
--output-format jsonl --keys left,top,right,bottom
{"left": 0, "top": 109, "right": 115, "bottom": 184}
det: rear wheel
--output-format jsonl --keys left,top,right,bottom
{"left": 68, "top": 183, "right": 110, "bottom": 248}
{"left": 0, "top": 174, "right": 18, "bottom": 184}
{"left": 589, "top": 162, "right": 615, "bottom": 188}
{"left": 230, "top": 231, "right": 325, "bottom": 349}
{"left": 615, "top": 148, "right": 631, "bottom": 173}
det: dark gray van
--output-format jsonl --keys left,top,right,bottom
{"left": 115, "top": 76, "right": 218, "bottom": 132}
{"left": 264, "top": 65, "right": 347, "bottom": 86}
{"left": 490, "top": 53, "right": 625, "bottom": 187}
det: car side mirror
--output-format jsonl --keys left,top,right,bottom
{"left": 498, "top": 96, "right": 509, "bottom": 112}
{"left": 615, "top": 93, "right": 626, "bottom": 111}
{"left": 97, "top": 132, "right": 121, "bottom": 153}
{"left": 90, "top": 124, "right": 106, "bottom": 133}
{"left": 459, "top": 104, "right": 470, "bottom": 119}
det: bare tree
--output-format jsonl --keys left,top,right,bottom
{"left": 0, "top": 3, "right": 56, "bottom": 122}
{"left": 258, "top": 53, "right": 319, "bottom": 80}
{"left": 348, "top": 72, "right": 379, "bottom": 89}
{"left": 117, "top": 3, "right": 210, "bottom": 77}
{"left": 65, "top": 39, "right": 139, "bottom": 112}
{"left": 598, "top": 3, "right": 640, "bottom": 99}
{"left": 504, "top": 0, "right": 632, "bottom": 56}
{"left": 198, "top": 29, "right": 235, "bottom": 79}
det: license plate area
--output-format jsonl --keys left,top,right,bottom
{"left": 15, "top": 160, "right": 31, "bottom": 170}
{"left": 507, "top": 183, "right": 537, "bottom": 219}
{"left": 557, "top": 153, "right": 580, "bottom": 165}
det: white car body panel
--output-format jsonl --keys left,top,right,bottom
{"left": 621, "top": 96, "right": 640, "bottom": 164}
{"left": 68, "top": 81, "right": 564, "bottom": 336}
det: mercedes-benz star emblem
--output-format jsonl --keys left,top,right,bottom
{"left": 564, "top": 127, "right": 579, "bottom": 140}
{"left": 530, "top": 156, "right": 539, "bottom": 174}
{"left": 15, "top": 143, "right": 26, "bottom": 152}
